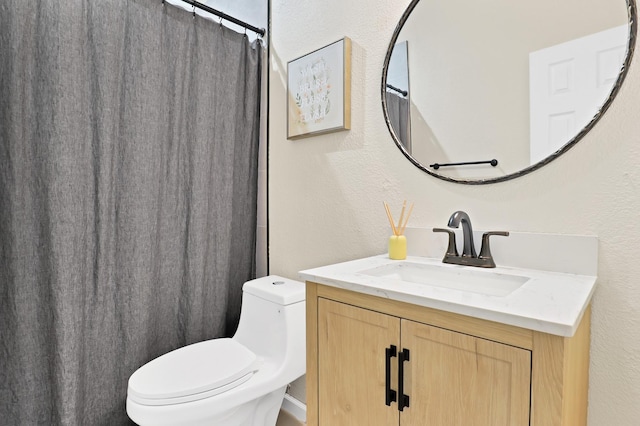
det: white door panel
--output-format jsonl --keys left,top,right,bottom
{"left": 529, "top": 25, "right": 628, "bottom": 165}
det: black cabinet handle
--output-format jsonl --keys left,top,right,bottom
{"left": 385, "top": 345, "right": 397, "bottom": 406}
{"left": 398, "top": 348, "right": 410, "bottom": 411}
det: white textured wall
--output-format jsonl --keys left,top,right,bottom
{"left": 269, "top": 0, "right": 640, "bottom": 423}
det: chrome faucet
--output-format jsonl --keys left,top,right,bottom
{"left": 433, "top": 211, "right": 508, "bottom": 268}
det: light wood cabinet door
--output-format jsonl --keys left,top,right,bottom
{"left": 308, "top": 283, "right": 590, "bottom": 426}
{"left": 318, "top": 298, "right": 400, "bottom": 426}
{"left": 400, "top": 319, "right": 532, "bottom": 426}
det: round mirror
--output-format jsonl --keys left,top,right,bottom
{"left": 382, "top": 0, "right": 636, "bottom": 184}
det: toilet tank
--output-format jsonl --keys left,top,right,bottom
{"left": 232, "top": 276, "right": 305, "bottom": 369}
{"left": 241, "top": 276, "right": 305, "bottom": 306}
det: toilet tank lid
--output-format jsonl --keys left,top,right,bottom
{"left": 243, "top": 275, "right": 305, "bottom": 305}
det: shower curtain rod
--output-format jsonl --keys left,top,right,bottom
{"left": 167, "top": 0, "right": 266, "bottom": 37}
{"left": 386, "top": 83, "right": 408, "bottom": 97}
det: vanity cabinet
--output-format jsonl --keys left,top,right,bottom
{"left": 306, "top": 282, "right": 591, "bottom": 426}
{"left": 318, "top": 298, "right": 530, "bottom": 425}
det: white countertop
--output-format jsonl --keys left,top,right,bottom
{"left": 299, "top": 254, "right": 597, "bottom": 337}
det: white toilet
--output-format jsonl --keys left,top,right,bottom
{"left": 126, "top": 275, "right": 306, "bottom": 426}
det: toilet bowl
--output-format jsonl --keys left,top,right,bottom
{"left": 126, "top": 275, "right": 306, "bottom": 426}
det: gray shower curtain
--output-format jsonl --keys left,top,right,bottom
{"left": 386, "top": 91, "right": 411, "bottom": 153}
{"left": 0, "top": 1, "right": 262, "bottom": 424}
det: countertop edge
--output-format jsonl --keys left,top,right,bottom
{"left": 299, "top": 257, "right": 597, "bottom": 338}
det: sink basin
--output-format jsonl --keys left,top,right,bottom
{"left": 358, "top": 261, "right": 529, "bottom": 297}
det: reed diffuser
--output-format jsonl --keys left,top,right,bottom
{"left": 384, "top": 200, "right": 414, "bottom": 260}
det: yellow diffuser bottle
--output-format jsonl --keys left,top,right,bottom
{"left": 388, "top": 235, "right": 406, "bottom": 260}
{"left": 384, "top": 201, "right": 414, "bottom": 260}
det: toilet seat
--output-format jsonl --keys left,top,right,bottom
{"left": 128, "top": 338, "right": 260, "bottom": 406}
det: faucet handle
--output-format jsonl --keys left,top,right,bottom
{"left": 433, "top": 228, "right": 459, "bottom": 257}
{"left": 478, "top": 231, "right": 509, "bottom": 267}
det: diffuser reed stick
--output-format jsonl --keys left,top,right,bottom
{"left": 383, "top": 202, "right": 398, "bottom": 236}
{"left": 397, "top": 200, "right": 406, "bottom": 233}
{"left": 384, "top": 200, "right": 414, "bottom": 236}
{"left": 399, "top": 202, "right": 414, "bottom": 235}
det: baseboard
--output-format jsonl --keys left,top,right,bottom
{"left": 281, "top": 393, "right": 306, "bottom": 423}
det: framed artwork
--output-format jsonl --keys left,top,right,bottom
{"left": 287, "top": 37, "right": 352, "bottom": 139}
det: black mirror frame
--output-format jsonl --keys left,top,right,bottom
{"left": 381, "top": 0, "right": 638, "bottom": 184}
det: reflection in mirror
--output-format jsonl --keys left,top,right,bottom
{"left": 529, "top": 25, "right": 628, "bottom": 164}
{"left": 386, "top": 41, "right": 412, "bottom": 151}
{"left": 382, "top": 0, "right": 635, "bottom": 183}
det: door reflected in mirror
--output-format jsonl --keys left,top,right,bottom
{"left": 382, "top": 0, "right": 635, "bottom": 183}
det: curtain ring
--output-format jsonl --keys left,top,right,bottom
{"left": 193, "top": 3, "right": 196, "bottom": 18}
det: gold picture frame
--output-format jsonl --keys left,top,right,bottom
{"left": 287, "top": 37, "right": 352, "bottom": 139}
